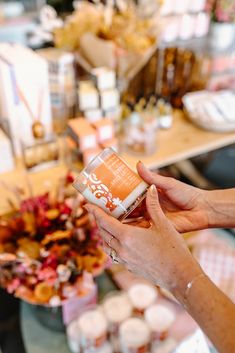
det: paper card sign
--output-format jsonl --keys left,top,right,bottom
{"left": 62, "top": 284, "right": 98, "bottom": 325}
{"left": 174, "top": 329, "right": 211, "bottom": 353}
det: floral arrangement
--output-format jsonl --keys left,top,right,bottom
{"left": 0, "top": 173, "right": 108, "bottom": 306}
{"left": 53, "top": 1, "right": 159, "bottom": 80}
{"left": 207, "top": 0, "right": 235, "bottom": 23}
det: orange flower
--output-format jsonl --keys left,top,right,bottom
{"left": 45, "top": 209, "right": 60, "bottom": 220}
{"left": 34, "top": 282, "right": 54, "bottom": 303}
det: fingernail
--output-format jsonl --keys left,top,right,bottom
{"left": 150, "top": 184, "right": 157, "bottom": 196}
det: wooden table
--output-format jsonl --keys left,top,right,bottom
{"left": 1, "top": 110, "right": 235, "bottom": 216}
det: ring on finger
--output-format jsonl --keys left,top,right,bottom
{"left": 110, "top": 248, "right": 118, "bottom": 263}
{"left": 108, "top": 235, "right": 115, "bottom": 248}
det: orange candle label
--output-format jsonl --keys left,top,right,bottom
{"left": 87, "top": 153, "right": 143, "bottom": 212}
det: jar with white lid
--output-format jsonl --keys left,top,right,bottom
{"left": 83, "top": 342, "right": 113, "bottom": 353}
{"left": 78, "top": 309, "right": 108, "bottom": 350}
{"left": 144, "top": 305, "right": 175, "bottom": 342}
{"left": 120, "top": 318, "right": 151, "bottom": 353}
{"left": 102, "top": 292, "right": 133, "bottom": 352}
{"left": 128, "top": 283, "right": 158, "bottom": 315}
{"left": 66, "top": 319, "right": 80, "bottom": 353}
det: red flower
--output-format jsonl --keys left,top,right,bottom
{"left": 66, "top": 173, "right": 75, "bottom": 184}
{"left": 41, "top": 254, "right": 58, "bottom": 270}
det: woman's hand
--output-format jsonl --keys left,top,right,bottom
{"left": 137, "top": 162, "right": 211, "bottom": 233}
{"left": 85, "top": 185, "right": 202, "bottom": 298}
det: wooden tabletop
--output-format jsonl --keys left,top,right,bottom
{"left": 1, "top": 110, "right": 235, "bottom": 216}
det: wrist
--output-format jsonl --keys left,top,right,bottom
{"left": 169, "top": 257, "right": 203, "bottom": 304}
{"left": 204, "top": 189, "right": 235, "bottom": 229}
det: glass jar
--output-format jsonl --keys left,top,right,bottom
{"left": 73, "top": 148, "right": 148, "bottom": 221}
{"left": 122, "top": 112, "right": 157, "bottom": 156}
{"left": 120, "top": 318, "right": 150, "bottom": 353}
{"left": 144, "top": 304, "right": 175, "bottom": 342}
{"left": 102, "top": 292, "right": 133, "bottom": 352}
{"left": 127, "top": 283, "right": 158, "bottom": 316}
{"left": 67, "top": 319, "right": 80, "bottom": 353}
{"left": 78, "top": 309, "right": 108, "bottom": 351}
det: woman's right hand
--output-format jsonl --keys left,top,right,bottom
{"left": 137, "top": 162, "right": 212, "bottom": 233}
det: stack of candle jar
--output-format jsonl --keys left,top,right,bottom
{"left": 66, "top": 67, "right": 121, "bottom": 170}
{"left": 159, "top": 0, "right": 210, "bottom": 43}
{"left": 66, "top": 283, "right": 176, "bottom": 353}
{"left": 77, "top": 67, "right": 121, "bottom": 133}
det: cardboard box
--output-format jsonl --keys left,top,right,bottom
{"left": 78, "top": 81, "right": 99, "bottom": 111}
{"left": 68, "top": 118, "right": 98, "bottom": 151}
{"left": 82, "top": 147, "right": 102, "bottom": 166}
{"left": 100, "top": 88, "right": 120, "bottom": 110}
{"left": 100, "top": 137, "right": 119, "bottom": 152}
{"left": 84, "top": 108, "right": 103, "bottom": 123}
{"left": 91, "top": 119, "right": 114, "bottom": 143}
{"left": 91, "top": 67, "right": 116, "bottom": 91}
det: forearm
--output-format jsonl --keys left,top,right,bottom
{"left": 205, "top": 189, "right": 235, "bottom": 229}
{"left": 172, "top": 266, "right": 235, "bottom": 353}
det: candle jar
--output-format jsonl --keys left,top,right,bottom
{"left": 102, "top": 292, "right": 133, "bottom": 352}
{"left": 144, "top": 305, "right": 175, "bottom": 343}
{"left": 127, "top": 283, "right": 158, "bottom": 316}
{"left": 67, "top": 319, "right": 80, "bottom": 353}
{"left": 78, "top": 309, "right": 108, "bottom": 351}
{"left": 84, "top": 342, "right": 113, "bottom": 353}
{"left": 73, "top": 148, "right": 148, "bottom": 221}
{"left": 123, "top": 112, "right": 157, "bottom": 156}
{"left": 120, "top": 318, "right": 150, "bottom": 353}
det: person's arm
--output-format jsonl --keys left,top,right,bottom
{"left": 174, "top": 273, "right": 235, "bottom": 353}
{"left": 206, "top": 189, "right": 235, "bottom": 229}
{"left": 137, "top": 162, "right": 235, "bottom": 232}
{"left": 85, "top": 186, "right": 235, "bottom": 353}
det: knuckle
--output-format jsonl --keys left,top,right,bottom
{"left": 118, "top": 247, "right": 127, "bottom": 261}
{"left": 122, "top": 233, "right": 132, "bottom": 247}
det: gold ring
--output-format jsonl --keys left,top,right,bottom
{"left": 108, "top": 235, "right": 115, "bottom": 248}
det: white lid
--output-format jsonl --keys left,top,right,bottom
{"left": 67, "top": 319, "right": 80, "bottom": 340}
{"left": 103, "top": 293, "right": 132, "bottom": 323}
{"left": 144, "top": 305, "right": 175, "bottom": 332}
{"left": 84, "top": 342, "right": 113, "bottom": 353}
{"left": 120, "top": 318, "right": 150, "bottom": 348}
{"left": 128, "top": 283, "right": 157, "bottom": 310}
{"left": 78, "top": 309, "right": 107, "bottom": 339}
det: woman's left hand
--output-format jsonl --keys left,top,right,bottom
{"left": 85, "top": 185, "right": 202, "bottom": 295}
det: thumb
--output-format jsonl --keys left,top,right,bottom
{"left": 146, "top": 185, "right": 165, "bottom": 226}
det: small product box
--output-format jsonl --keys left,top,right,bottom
{"left": 84, "top": 108, "right": 103, "bottom": 123}
{"left": 78, "top": 82, "right": 99, "bottom": 111}
{"left": 100, "top": 138, "right": 119, "bottom": 152}
{"left": 91, "top": 119, "right": 114, "bottom": 143}
{"left": 100, "top": 89, "right": 120, "bottom": 111}
{"left": 68, "top": 118, "right": 98, "bottom": 152}
{"left": 73, "top": 148, "right": 148, "bottom": 220}
{"left": 82, "top": 147, "right": 102, "bottom": 166}
{"left": 91, "top": 67, "right": 116, "bottom": 91}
